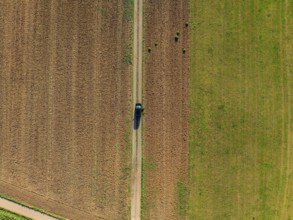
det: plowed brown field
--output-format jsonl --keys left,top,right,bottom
{"left": 0, "top": 1, "right": 132, "bottom": 219}
{"left": 143, "top": 0, "right": 189, "bottom": 219}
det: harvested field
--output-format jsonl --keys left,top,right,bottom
{"left": 0, "top": 0, "right": 132, "bottom": 219}
{"left": 143, "top": 0, "right": 189, "bottom": 219}
{"left": 189, "top": 0, "right": 293, "bottom": 219}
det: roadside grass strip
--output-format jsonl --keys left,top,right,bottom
{"left": 0, "top": 194, "right": 64, "bottom": 220}
{"left": 0, "top": 207, "right": 32, "bottom": 220}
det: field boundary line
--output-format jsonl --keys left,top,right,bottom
{"left": 281, "top": 0, "right": 292, "bottom": 218}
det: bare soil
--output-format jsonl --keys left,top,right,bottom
{"left": 0, "top": 1, "right": 132, "bottom": 219}
{"left": 143, "top": 0, "right": 189, "bottom": 219}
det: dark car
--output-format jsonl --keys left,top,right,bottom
{"left": 135, "top": 103, "right": 143, "bottom": 118}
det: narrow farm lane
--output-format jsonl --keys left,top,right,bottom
{"left": 131, "top": 0, "right": 143, "bottom": 219}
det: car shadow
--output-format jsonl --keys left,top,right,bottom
{"left": 134, "top": 114, "right": 141, "bottom": 130}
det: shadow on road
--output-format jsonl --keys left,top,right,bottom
{"left": 134, "top": 114, "right": 141, "bottom": 130}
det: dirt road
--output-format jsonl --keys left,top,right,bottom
{"left": 0, "top": 198, "right": 57, "bottom": 220}
{"left": 131, "top": 0, "right": 143, "bottom": 219}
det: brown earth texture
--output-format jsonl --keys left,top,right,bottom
{"left": 143, "top": 0, "right": 189, "bottom": 219}
{"left": 0, "top": 0, "right": 132, "bottom": 219}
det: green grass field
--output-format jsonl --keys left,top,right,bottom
{"left": 189, "top": 0, "right": 293, "bottom": 219}
{"left": 0, "top": 208, "right": 32, "bottom": 220}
